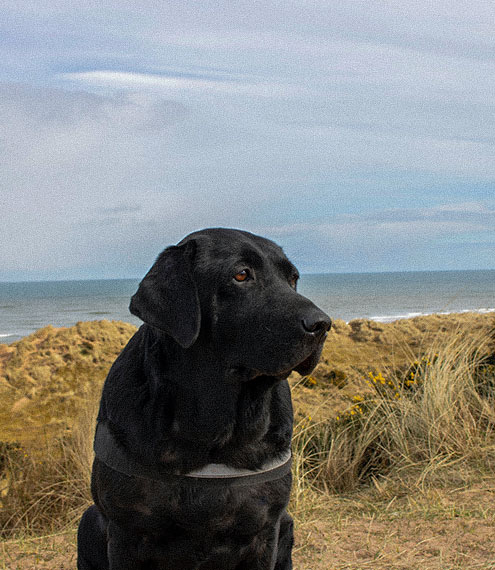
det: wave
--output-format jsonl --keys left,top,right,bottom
{"left": 0, "top": 333, "right": 17, "bottom": 338}
{"left": 369, "top": 308, "right": 495, "bottom": 324}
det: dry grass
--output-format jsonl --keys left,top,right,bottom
{"left": 291, "top": 325, "right": 495, "bottom": 496}
{"left": 0, "top": 401, "right": 96, "bottom": 538}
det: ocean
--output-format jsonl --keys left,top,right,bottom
{"left": 0, "top": 270, "right": 494, "bottom": 344}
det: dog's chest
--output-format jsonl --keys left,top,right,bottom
{"left": 144, "top": 479, "right": 278, "bottom": 527}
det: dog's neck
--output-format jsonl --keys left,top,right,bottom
{"left": 154, "top": 329, "right": 282, "bottom": 448}
{"left": 99, "top": 325, "right": 293, "bottom": 473}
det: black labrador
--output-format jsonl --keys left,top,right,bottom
{"left": 77, "top": 228, "right": 331, "bottom": 570}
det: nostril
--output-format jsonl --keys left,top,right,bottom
{"left": 302, "top": 315, "right": 332, "bottom": 334}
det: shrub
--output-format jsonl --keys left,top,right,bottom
{"left": 293, "top": 329, "right": 495, "bottom": 494}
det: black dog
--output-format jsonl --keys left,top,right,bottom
{"left": 77, "top": 228, "right": 331, "bottom": 569}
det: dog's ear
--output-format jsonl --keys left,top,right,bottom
{"left": 129, "top": 241, "right": 200, "bottom": 348}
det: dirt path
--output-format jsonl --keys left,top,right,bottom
{"left": 3, "top": 514, "right": 495, "bottom": 570}
{"left": 296, "top": 517, "right": 495, "bottom": 569}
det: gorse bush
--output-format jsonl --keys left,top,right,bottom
{"left": 293, "top": 328, "right": 495, "bottom": 494}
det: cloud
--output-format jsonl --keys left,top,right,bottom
{"left": 0, "top": 82, "right": 187, "bottom": 131}
{"left": 100, "top": 204, "right": 143, "bottom": 215}
{"left": 0, "top": 82, "right": 188, "bottom": 178}
{"left": 62, "top": 69, "right": 301, "bottom": 99}
{"left": 0, "top": 82, "right": 190, "bottom": 276}
{"left": 259, "top": 200, "right": 495, "bottom": 273}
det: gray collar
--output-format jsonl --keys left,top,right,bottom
{"left": 184, "top": 449, "right": 292, "bottom": 479}
{"left": 94, "top": 421, "right": 292, "bottom": 487}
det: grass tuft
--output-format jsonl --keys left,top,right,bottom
{"left": 292, "top": 326, "right": 495, "bottom": 497}
{"left": 0, "top": 402, "right": 96, "bottom": 538}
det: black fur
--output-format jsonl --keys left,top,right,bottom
{"left": 78, "top": 228, "right": 331, "bottom": 570}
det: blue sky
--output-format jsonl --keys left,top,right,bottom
{"left": 1, "top": 1, "right": 494, "bottom": 280}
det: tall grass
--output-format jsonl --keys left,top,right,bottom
{"left": 0, "top": 402, "right": 96, "bottom": 537}
{"left": 292, "top": 329, "right": 495, "bottom": 496}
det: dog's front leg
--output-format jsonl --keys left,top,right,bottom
{"left": 107, "top": 521, "right": 144, "bottom": 570}
{"left": 238, "top": 512, "right": 293, "bottom": 570}
{"left": 273, "top": 512, "right": 293, "bottom": 570}
{"left": 267, "top": 513, "right": 293, "bottom": 570}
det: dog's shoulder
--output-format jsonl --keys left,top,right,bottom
{"left": 97, "top": 325, "right": 165, "bottom": 422}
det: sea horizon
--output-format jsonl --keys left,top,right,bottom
{"left": 1, "top": 269, "right": 494, "bottom": 343}
{"left": 1, "top": 267, "right": 495, "bottom": 285}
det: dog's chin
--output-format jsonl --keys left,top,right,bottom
{"left": 231, "top": 334, "right": 328, "bottom": 381}
{"left": 293, "top": 340, "right": 325, "bottom": 376}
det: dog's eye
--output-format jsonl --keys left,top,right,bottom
{"left": 289, "top": 275, "right": 298, "bottom": 289}
{"left": 233, "top": 269, "right": 250, "bottom": 283}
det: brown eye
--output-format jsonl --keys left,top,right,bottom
{"left": 289, "top": 275, "right": 298, "bottom": 289}
{"left": 234, "top": 269, "right": 250, "bottom": 282}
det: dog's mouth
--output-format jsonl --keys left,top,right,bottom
{"left": 232, "top": 332, "right": 328, "bottom": 381}
{"left": 292, "top": 333, "right": 327, "bottom": 376}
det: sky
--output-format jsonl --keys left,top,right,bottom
{"left": 1, "top": 1, "right": 494, "bottom": 281}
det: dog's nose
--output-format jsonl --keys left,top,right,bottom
{"left": 302, "top": 311, "right": 332, "bottom": 335}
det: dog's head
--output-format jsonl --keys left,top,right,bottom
{"left": 130, "top": 228, "right": 331, "bottom": 378}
